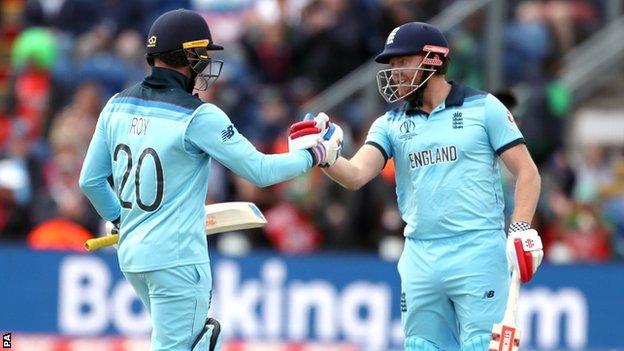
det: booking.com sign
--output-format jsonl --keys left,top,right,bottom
{"left": 57, "top": 255, "right": 589, "bottom": 350}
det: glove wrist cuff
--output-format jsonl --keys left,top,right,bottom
{"left": 509, "top": 221, "right": 531, "bottom": 233}
{"left": 307, "top": 145, "right": 326, "bottom": 167}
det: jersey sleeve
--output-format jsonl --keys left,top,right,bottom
{"left": 364, "top": 115, "right": 393, "bottom": 161}
{"left": 185, "top": 104, "right": 313, "bottom": 187}
{"left": 484, "top": 94, "right": 525, "bottom": 155}
{"left": 79, "top": 102, "right": 122, "bottom": 221}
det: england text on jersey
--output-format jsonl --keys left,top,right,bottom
{"left": 408, "top": 145, "right": 457, "bottom": 169}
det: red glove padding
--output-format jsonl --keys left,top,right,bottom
{"left": 288, "top": 113, "right": 342, "bottom": 167}
{"left": 289, "top": 120, "right": 319, "bottom": 138}
{"left": 288, "top": 113, "right": 329, "bottom": 150}
{"left": 506, "top": 227, "right": 543, "bottom": 283}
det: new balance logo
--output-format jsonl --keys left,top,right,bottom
{"left": 221, "top": 125, "right": 235, "bottom": 141}
{"left": 484, "top": 290, "right": 495, "bottom": 299}
{"left": 452, "top": 111, "right": 463, "bottom": 129}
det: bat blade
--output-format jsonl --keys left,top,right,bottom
{"left": 489, "top": 323, "right": 521, "bottom": 351}
{"left": 489, "top": 270, "right": 522, "bottom": 351}
{"left": 204, "top": 202, "right": 267, "bottom": 234}
{"left": 84, "top": 202, "right": 267, "bottom": 251}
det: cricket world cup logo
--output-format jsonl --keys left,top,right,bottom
{"left": 399, "top": 119, "right": 417, "bottom": 140}
{"left": 400, "top": 120, "right": 415, "bottom": 134}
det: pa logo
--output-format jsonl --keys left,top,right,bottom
{"left": 400, "top": 119, "right": 416, "bottom": 134}
{"left": 3, "top": 333, "right": 11, "bottom": 348}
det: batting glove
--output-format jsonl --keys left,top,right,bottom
{"left": 289, "top": 113, "right": 343, "bottom": 167}
{"left": 105, "top": 217, "right": 120, "bottom": 249}
{"left": 288, "top": 113, "right": 329, "bottom": 150}
{"left": 506, "top": 221, "right": 543, "bottom": 283}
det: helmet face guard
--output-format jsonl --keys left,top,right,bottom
{"left": 376, "top": 45, "right": 449, "bottom": 103}
{"left": 183, "top": 40, "right": 223, "bottom": 91}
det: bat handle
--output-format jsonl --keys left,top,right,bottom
{"left": 84, "top": 234, "right": 119, "bottom": 251}
{"left": 503, "top": 270, "right": 521, "bottom": 324}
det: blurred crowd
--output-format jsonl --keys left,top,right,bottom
{"left": 0, "top": 0, "right": 622, "bottom": 263}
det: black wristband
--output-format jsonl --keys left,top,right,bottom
{"left": 306, "top": 144, "right": 326, "bottom": 167}
{"left": 306, "top": 148, "right": 319, "bottom": 166}
{"left": 112, "top": 216, "right": 121, "bottom": 229}
{"left": 509, "top": 221, "right": 531, "bottom": 233}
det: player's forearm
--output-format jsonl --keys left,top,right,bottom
{"left": 79, "top": 118, "right": 120, "bottom": 222}
{"left": 511, "top": 164, "right": 541, "bottom": 224}
{"left": 237, "top": 149, "right": 313, "bottom": 187}
{"left": 78, "top": 176, "right": 121, "bottom": 221}
{"left": 322, "top": 157, "right": 364, "bottom": 190}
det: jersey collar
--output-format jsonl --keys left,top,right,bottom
{"left": 404, "top": 80, "right": 465, "bottom": 116}
{"left": 444, "top": 80, "right": 465, "bottom": 107}
{"left": 143, "top": 67, "right": 191, "bottom": 91}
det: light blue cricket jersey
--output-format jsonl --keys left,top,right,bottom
{"left": 79, "top": 68, "right": 313, "bottom": 272}
{"left": 365, "top": 82, "right": 524, "bottom": 240}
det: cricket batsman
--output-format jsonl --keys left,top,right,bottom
{"left": 78, "top": 9, "right": 341, "bottom": 351}
{"left": 290, "top": 22, "right": 543, "bottom": 350}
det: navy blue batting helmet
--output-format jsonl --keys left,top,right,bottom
{"left": 145, "top": 9, "right": 224, "bottom": 91}
{"left": 375, "top": 22, "right": 449, "bottom": 64}
{"left": 146, "top": 9, "right": 223, "bottom": 55}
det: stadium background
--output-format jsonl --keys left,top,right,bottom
{"left": 0, "top": 0, "right": 623, "bottom": 350}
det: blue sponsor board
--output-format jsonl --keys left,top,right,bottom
{"left": 0, "top": 246, "right": 623, "bottom": 350}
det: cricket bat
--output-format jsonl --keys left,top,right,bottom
{"left": 489, "top": 270, "right": 522, "bottom": 351}
{"left": 84, "top": 202, "right": 267, "bottom": 251}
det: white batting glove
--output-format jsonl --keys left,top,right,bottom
{"left": 288, "top": 113, "right": 329, "bottom": 150}
{"left": 317, "top": 121, "right": 343, "bottom": 167}
{"left": 289, "top": 113, "right": 343, "bottom": 167}
{"left": 506, "top": 222, "right": 544, "bottom": 283}
{"left": 104, "top": 220, "right": 120, "bottom": 250}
